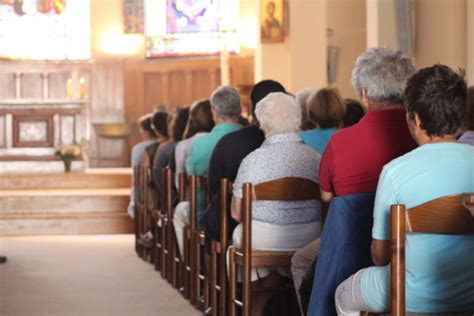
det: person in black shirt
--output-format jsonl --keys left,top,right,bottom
{"left": 199, "top": 80, "right": 287, "bottom": 254}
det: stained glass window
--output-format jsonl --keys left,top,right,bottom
{"left": 0, "top": 0, "right": 90, "bottom": 60}
{"left": 145, "top": 0, "right": 239, "bottom": 57}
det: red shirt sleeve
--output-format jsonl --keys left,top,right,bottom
{"left": 319, "top": 140, "right": 335, "bottom": 193}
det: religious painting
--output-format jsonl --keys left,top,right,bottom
{"left": 260, "top": 0, "right": 285, "bottom": 43}
{"left": 123, "top": 0, "right": 144, "bottom": 33}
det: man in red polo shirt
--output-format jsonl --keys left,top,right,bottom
{"left": 292, "top": 47, "right": 417, "bottom": 314}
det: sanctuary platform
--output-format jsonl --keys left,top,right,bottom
{"left": 0, "top": 168, "right": 133, "bottom": 236}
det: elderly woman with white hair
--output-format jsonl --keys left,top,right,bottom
{"left": 231, "top": 92, "right": 322, "bottom": 316}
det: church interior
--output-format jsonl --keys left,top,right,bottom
{"left": 1, "top": 0, "right": 473, "bottom": 315}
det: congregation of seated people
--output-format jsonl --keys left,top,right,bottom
{"left": 128, "top": 46, "right": 474, "bottom": 316}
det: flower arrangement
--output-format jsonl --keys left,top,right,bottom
{"left": 55, "top": 141, "right": 84, "bottom": 172}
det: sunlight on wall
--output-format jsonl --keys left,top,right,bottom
{"left": 91, "top": 0, "right": 144, "bottom": 58}
{"left": 239, "top": 0, "right": 258, "bottom": 52}
{"left": 99, "top": 29, "right": 144, "bottom": 56}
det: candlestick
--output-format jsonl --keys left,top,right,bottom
{"left": 79, "top": 78, "right": 86, "bottom": 99}
{"left": 66, "top": 78, "right": 73, "bottom": 99}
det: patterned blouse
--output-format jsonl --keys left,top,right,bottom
{"left": 233, "top": 133, "right": 321, "bottom": 225}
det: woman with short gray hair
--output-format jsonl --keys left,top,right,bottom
{"left": 231, "top": 92, "right": 322, "bottom": 316}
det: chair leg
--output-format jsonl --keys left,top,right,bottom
{"left": 183, "top": 226, "right": 190, "bottom": 300}
{"left": 160, "top": 216, "right": 167, "bottom": 279}
{"left": 170, "top": 226, "right": 179, "bottom": 288}
{"left": 194, "top": 230, "right": 202, "bottom": 309}
{"left": 154, "top": 222, "right": 162, "bottom": 272}
{"left": 229, "top": 247, "right": 237, "bottom": 316}
{"left": 210, "top": 242, "right": 218, "bottom": 316}
{"left": 219, "top": 244, "right": 228, "bottom": 316}
{"left": 204, "top": 257, "right": 210, "bottom": 311}
{"left": 188, "top": 227, "right": 196, "bottom": 305}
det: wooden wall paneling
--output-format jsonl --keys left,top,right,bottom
{"left": 168, "top": 71, "right": 187, "bottom": 108}
{"left": 90, "top": 61, "right": 124, "bottom": 121}
{"left": 0, "top": 115, "right": 5, "bottom": 148}
{"left": 0, "top": 74, "right": 15, "bottom": 99}
{"left": 124, "top": 59, "right": 146, "bottom": 157}
{"left": 144, "top": 72, "right": 163, "bottom": 114}
{"left": 229, "top": 56, "right": 254, "bottom": 87}
{"left": 208, "top": 69, "right": 218, "bottom": 96}
{"left": 41, "top": 73, "right": 48, "bottom": 98}
{"left": 123, "top": 57, "right": 254, "bottom": 165}
{"left": 124, "top": 59, "right": 143, "bottom": 124}
{"left": 15, "top": 73, "right": 21, "bottom": 98}
{"left": 192, "top": 70, "right": 211, "bottom": 101}
{"left": 48, "top": 72, "right": 69, "bottom": 99}
{"left": 160, "top": 72, "right": 170, "bottom": 110}
{"left": 21, "top": 74, "right": 43, "bottom": 99}
{"left": 185, "top": 71, "right": 194, "bottom": 104}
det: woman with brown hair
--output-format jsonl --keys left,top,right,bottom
{"left": 174, "top": 99, "right": 215, "bottom": 187}
{"left": 300, "top": 88, "right": 346, "bottom": 154}
{"left": 152, "top": 106, "right": 191, "bottom": 188}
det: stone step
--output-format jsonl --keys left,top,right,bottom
{"left": 0, "top": 168, "right": 132, "bottom": 190}
{"left": 0, "top": 189, "right": 130, "bottom": 214}
{"left": 0, "top": 211, "right": 134, "bottom": 236}
{"left": 0, "top": 169, "right": 135, "bottom": 236}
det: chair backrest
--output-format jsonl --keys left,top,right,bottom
{"left": 163, "top": 167, "right": 173, "bottom": 220}
{"left": 250, "top": 177, "right": 321, "bottom": 201}
{"left": 189, "top": 175, "right": 211, "bottom": 231}
{"left": 141, "top": 152, "right": 152, "bottom": 210}
{"left": 241, "top": 177, "right": 321, "bottom": 257}
{"left": 133, "top": 165, "right": 141, "bottom": 206}
{"left": 463, "top": 193, "right": 474, "bottom": 215}
{"left": 238, "top": 177, "right": 320, "bottom": 316}
{"left": 178, "top": 172, "right": 187, "bottom": 202}
{"left": 390, "top": 193, "right": 474, "bottom": 316}
{"left": 220, "top": 178, "right": 232, "bottom": 248}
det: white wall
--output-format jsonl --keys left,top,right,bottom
{"left": 255, "top": 0, "right": 327, "bottom": 93}
{"left": 467, "top": 0, "right": 474, "bottom": 85}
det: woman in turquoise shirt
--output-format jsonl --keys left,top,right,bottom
{"left": 300, "top": 88, "right": 346, "bottom": 155}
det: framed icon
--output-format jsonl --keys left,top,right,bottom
{"left": 260, "top": 0, "right": 285, "bottom": 43}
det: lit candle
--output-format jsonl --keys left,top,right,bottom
{"left": 66, "top": 78, "right": 73, "bottom": 98}
{"left": 79, "top": 78, "right": 86, "bottom": 99}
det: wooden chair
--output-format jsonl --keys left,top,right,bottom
{"left": 389, "top": 193, "right": 474, "bottom": 316}
{"left": 133, "top": 165, "right": 143, "bottom": 257}
{"left": 169, "top": 172, "right": 187, "bottom": 290}
{"left": 162, "top": 167, "right": 182, "bottom": 288}
{"left": 210, "top": 178, "right": 232, "bottom": 316}
{"left": 153, "top": 165, "right": 166, "bottom": 278}
{"left": 140, "top": 152, "right": 154, "bottom": 263}
{"left": 180, "top": 173, "right": 193, "bottom": 300}
{"left": 463, "top": 193, "right": 474, "bottom": 215}
{"left": 228, "top": 177, "right": 321, "bottom": 316}
{"left": 189, "top": 175, "right": 211, "bottom": 310}
{"left": 157, "top": 167, "right": 170, "bottom": 280}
